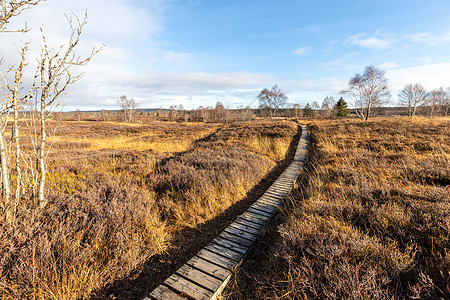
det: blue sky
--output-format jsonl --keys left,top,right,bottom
{"left": 1, "top": 0, "right": 450, "bottom": 110}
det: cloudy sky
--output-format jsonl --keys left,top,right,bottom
{"left": 1, "top": 0, "right": 450, "bottom": 110}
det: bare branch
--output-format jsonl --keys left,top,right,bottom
{"left": 0, "top": 0, "right": 44, "bottom": 32}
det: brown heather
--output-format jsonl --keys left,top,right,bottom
{"left": 224, "top": 117, "right": 449, "bottom": 299}
{"left": 0, "top": 120, "right": 297, "bottom": 299}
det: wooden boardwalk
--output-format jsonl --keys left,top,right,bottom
{"left": 146, "top": 125, "right": 308, "bottom": 300}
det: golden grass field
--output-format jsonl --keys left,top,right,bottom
{"left": 224, "top": 117, "right": 449, "bottom": 299}
{"left": 0, "top": 119, "right": 297, "bottom": 299}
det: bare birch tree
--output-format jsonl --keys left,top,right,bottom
{"left": 398, "top": 83, "right": 427, "bottom": 116}
{"left": 321, "top": 96, "right": 335, "bottom": 117}
{"left": 35, "top": 14, "right": 101, "bottom": 207}
{"left": 1, "top": 0, "right": 39, "bottom": 219}
{"left": 426, "top": 87, "right": 449, "bottom": 117}
{"left": 341, "top": 66, "right": 391, "bottom": 120}
{"left": 258, "top": 84, "right": 287, "bottom": 121}
{"left": 118, "top": 95, "right": 138, "bottom": 122}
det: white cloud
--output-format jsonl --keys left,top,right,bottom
{"left": 347, "top": 33, "right": 391, "bottom": 49}
{"left": 378, "top": 61, "right": 398, "bottom": 70}
{"left": 406, "top": 31, "right": 450, "bottom": 45}
{"left": 293, "top": 47, "right": 311, "bottom": 55}
{"left": 387, "top": 62, "right": 450, "bottom": 95}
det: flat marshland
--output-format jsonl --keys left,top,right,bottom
{"left": 0, "top": 119, "right": 297, "bottom": 299}
{"left": 225, "top": 117, "right": 449, "bottom": 299}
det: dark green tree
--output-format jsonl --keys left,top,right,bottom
{"left": 303, "top": 103, "right": 314, "bottom": 118}
{"left": 336, "top": 97, "right": 349, "bottom": 117}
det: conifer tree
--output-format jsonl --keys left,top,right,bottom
{"left": 336, "top": 97, "right": 349, "bottom": 117}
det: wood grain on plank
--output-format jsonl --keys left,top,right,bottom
{"left": 165, "top": 273, "right": 212, "bottom": 300}
{"left": 234, "top": 216, "right": 265, "bottom": 230}
{"left": 204, "top": 243, "right": 244, "bottom": 262}
{"left": 186, "top": 256, "right": 229, "bottom": 281}
{"left": 196, "top": 249, "right": 237, "bottom": 270}
{"left": 218, "top": 231, "right": 254, "bottom": 248}
{"left": 247, "top": 207, "right": 274, "bottom": 218}
{"left": 229, "top": 221, "right": 263, "bottom": 236}
{"left": 175, "top": 264, "right": 222, "bottom": 293}
{"left": 148, "top": 284, "right": 185, "bottom": 300}
{"left": 211, "top": 236, "right": 248, "bottom": 254}
{"left": 224, "top": 226, "right": 259, "bottom": 242}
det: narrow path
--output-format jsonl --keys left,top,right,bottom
{"left": 146, "top": 125, "right": 308, "bottom": 300}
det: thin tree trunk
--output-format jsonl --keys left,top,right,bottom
{"left": 412, "top": 104, "right": 417, "bottom": 117}
{"left": 0, "top": 131, "right": 11, "bottom": 213}
{"left": 13, "top": 87, "right": 22, "bottom": 211}
{"left": 38, "top": 96, "right": 46, "bottom": 207}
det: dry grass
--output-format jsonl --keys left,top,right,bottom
{"left": 225, "top": 117, "right": 449, "bottom": 299}
{"left": 0, "top": 119, "right": 297, "bottom": 299}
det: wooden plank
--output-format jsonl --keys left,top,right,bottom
{"left": 218, "top": 231, "right": 254, "bottom": 248}
{"left": 224, "top": 226, "right": 259, "bottom": 242}
{"left": 229, "top": 221, "right": 263, "bottom": 236}
{"left": 164, "top": 273, "right": 212, "bottom": 300}
{"left": 256, "top": 198, "right": 281, "bottom": 208}
{"left": 211, "top": 236, "right": 248, "bottom": 254}
{"left": 244, "top": 211, "right": 271, "bottom": 222}
{"left": 196, "top": 249, "right": 237, "bottom": 270}
{"left": 234, "top": 216, "right": 265, "bottom": 230}
{"left": 258, "top": 197, "right": 282, "bottom": 206}
{"left": 251, "top": 203, "right": 278, "bottom": 214}
{"left": 148, "top": 284, "right": 185, "bottom": 300}
{"left": 247, "top": 207, "right": 275, "bottom": 218}
{"left": 175, "top": 264, "right": 223, "bottom": 293}
{"left": 253, "top": 200, "right": 279, "bottom": 210}
{"left": 186, "top": 256, "right": 230, "bottom": 281}
{"left": 265, "top": 189, "right": 287, "bottom": 197}
{"left": 264, "top": 189, "right": 285, "bottom": 197}
{"left": 236, "top": 214, "right": 268, "bottom": 228}
{"left": 205, "top": 242, "right": 244, "bottom": 262}
{"left": 248, "top": 206, "right": 276, "bottom": 218}
{"left": 271, "top": 183, "right": 292, "bottom": 189}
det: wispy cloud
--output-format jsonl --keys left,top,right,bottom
{"left": 293, "top": 47, "right": 311, "bottom": 55}
{"left": 387, "top": 62, "right": 450, "bottom": 92}
{"left": 347, "top": 33, "right": 392, "bottom": 49}
{"left": 378, "top": 61, "right": 398, "bottom": 69}
{"left": 406, "top": 31, "right": 450, "bottom": 45}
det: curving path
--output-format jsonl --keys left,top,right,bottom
{"left": 146, "top": 125, "right": 308, "bottom": 300}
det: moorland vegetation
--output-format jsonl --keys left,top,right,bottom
{"left": 225, "top": 117, "right": 449, "bottom": 299}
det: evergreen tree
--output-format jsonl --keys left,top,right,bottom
{"left": 303, "top": 103, "right": 314, "bottom": 118}
{"left": 336, "top": 97, "right": 349, "bottom": 117}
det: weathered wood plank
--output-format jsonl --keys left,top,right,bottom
{"left": 247, "top": 207, "right": 275, "bottom": 218}
{"left": 211, "top": 236, "right": 248, "bottom": 254}
{"left": 244, "top": 211, "right": 271, "bottom": 222}
{"left": 175, "top": 264, "right": 223, "bottom": 293}
{"left": 263, "top": 190, "right": 285, "bottom": 198}
{"left": 204, "top": 243, "right": 244, "bottom": 262}
{"left": 186, "top": 256, "right": 230, "bottom": 281}
{"left": 196, "top": 249, "right": 237, "bottom": 270}
{"left": 218, "top": 231, "right": 254, "bottom": 248}
{"left": 229, "top": 221, "right": 263, "bottom": 236}
{"left": 165, "top": 273, "right": 212, "bottom": 300}
{"left": 148, "top": 284, "right": 185, "bottom": 300}
{"left": 258, "top": 197, "right": 282, "bottom": 207}
{"left": 256, "top": 198, "right": 281, "bottom": 207}
{"left": 265, "top": 190, "right": 287, "bottom": 197}
{"left": 224, "top": 226, "right": 259, "bottom": 242}
{"left": 248, "top": 206, "right": 276, "bottom": 218}
{"left": 234, "top": 216, "right": 265, "bottom": 230}
{"left": 236, "top": 214, "right": 268, "bottom": 228}
{"left": 250, "top": 203, "right": 278, "bottom": 214}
